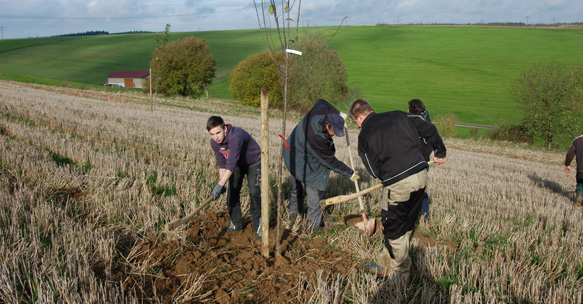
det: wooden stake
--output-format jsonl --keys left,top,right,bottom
{"left": 149, "top": 68, "right": 153, "bottom": 111}
{"left": 260, "top": 87, "right": 270, "bottom": 257}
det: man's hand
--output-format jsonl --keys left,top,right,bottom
{"left": 433, "top": 157, "right": 446, "bottom": 165}
{"left": 565, "top": 166, "right": 571, "bottom": 174}
{"left": 349, "top": 172, "right": 360, "bottom": 182}
{"left": 211, "top": 184, "right": 225, "bottom": 200}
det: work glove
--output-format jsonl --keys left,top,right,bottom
{"left": 349, "top": 172, "right": 360, "bottom": 182}
{"left": 211, "top": 184, "right": 225, "bottom": 200}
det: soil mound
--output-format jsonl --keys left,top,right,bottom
{"left": 115, "top": 211, "right": 360, "bottom": 303}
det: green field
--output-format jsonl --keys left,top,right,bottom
{"left": 1, "top": 26, "right": 581, "bottom": 126}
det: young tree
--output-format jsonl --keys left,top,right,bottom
{"left": 288, "top": 37, "right": 350, "bottom": 111}
{"left": 150, "top": 36, "right": 216, "bottom": 98}
{"left": 511, "top": 61, "right": 583, "bottom": 148}
{"left": 253, "top": 0, "right": 301, "bottom": 256}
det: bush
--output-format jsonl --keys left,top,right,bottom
{"left": 229, "top": 35, "right": 351, "bottom": 111}
{"left": 433, "top": 112, "right": 458, "bottom": 137}
{"left": 229, "top": 51, "right": 284, "bottom": 107}
{"left": 150, "top": 36, "right": 216, "bottom": 98}
{"left": 511, "top": 61, "right": 583, "bottom": 148}
{"left": 488, "top": 124, "right": 533, "bottom": 144}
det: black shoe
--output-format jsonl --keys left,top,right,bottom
{"left": 363, "top": 262, "right": 389, "bottom": 276}
{"left": 220, "top": 224, "right": 241, "bottom": 233}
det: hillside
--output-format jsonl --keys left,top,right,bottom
{"left": 1, "top": 81, "right": 581, "bottom": 302}
{"left": 1, "top": 26, "right": 582, "bottom": 127}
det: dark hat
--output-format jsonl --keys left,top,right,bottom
{"left": 327, "top": 114, "right": 345, "bottom": 137}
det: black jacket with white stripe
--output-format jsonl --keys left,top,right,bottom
{"left": 357, "top": 111, "right": 446, "bottom": 186}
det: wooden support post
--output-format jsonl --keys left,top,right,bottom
{"left": 149, "top": 68, "right": 153, "bottom": 111}
{"left": 260, "top": 87, "right": 270, "bottom": 257}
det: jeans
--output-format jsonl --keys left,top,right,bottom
{"left": 226, "top": 164, "right": 262, "bottom": 235}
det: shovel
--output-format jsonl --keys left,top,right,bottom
{"left": 344, "top": 127, "right": 376, "bottom": 235}
{"left": 319, "top": 160, "right": 434, "bottom": 209}
{"left": 165, "top": 196, "right": 213, "bottom": 231}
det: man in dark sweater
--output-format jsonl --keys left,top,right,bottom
{"left": 283, "top": 99, "right": 358, "bottom": 231}
{"left": 565, "top": 135, "right": 583, "bottom": 206}
{"left": 349, "top": 99, "right": 446, "bottom": 280}
{"left": 207, "top": 116, "right": 262, "bottom": 240}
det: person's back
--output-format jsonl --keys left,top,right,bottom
{"left": 358, "top": 110, "right": 428, "bottom": 186}
{"left": 407, "top": 99, "right": 433, "bottom": 161}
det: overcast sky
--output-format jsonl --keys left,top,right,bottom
{"left": 1, "top": 0, "right": 582, "bottom": 39}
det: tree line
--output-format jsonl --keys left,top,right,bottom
{"left": 52, "top": 30, "right": 153, "bottom": 37}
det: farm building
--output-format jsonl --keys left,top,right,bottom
{"left": 105, "top": 71, "right": 150, "bottom": 89}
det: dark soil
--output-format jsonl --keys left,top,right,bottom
{"left": 113, "top": 211, "right": 360, "bottom": 303}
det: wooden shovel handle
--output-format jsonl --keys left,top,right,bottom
{"left": 319, "top": 183, "right": 384, "bottom": 209}
{"left": 319, "top": 160, "right": 435, "bottom": 210}
{"left": 166, "top": 196, "right": 213, "bottom": 231}
{"left": 344, "top": 127, "right": 365, "bottom": 211}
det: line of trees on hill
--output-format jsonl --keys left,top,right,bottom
{"left": 375, "top": 22, "right": 583, "bottom": 27}
{"left": 52, "top": 30, "right": 153, "bottom": 37}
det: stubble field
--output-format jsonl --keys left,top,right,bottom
{"left": 0, "top": 80, "right": 582, "bottom": 303}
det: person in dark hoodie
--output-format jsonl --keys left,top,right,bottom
{"left": 565, "top": 135, "right": 583, "bottom": 206}
{"left": 349, "top": 98, "right": 446, "bottom": 280}
{"left": 407, "top": 99, "right": 436, "bottom": 221}
{"left": 207, "top": 116, "right": 262, "bottom": 241}
{"left": 283, "top": 99, "right": 358, "bottom": 232}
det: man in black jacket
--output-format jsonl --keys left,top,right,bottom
{"left": 283, "top": 99, "right": 358, "bottom": 231}
{"left": 349, "top": 99, "right": 446, "bottom": 280}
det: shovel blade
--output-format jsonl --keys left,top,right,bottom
{"left": 354, "top": 218, "right": 376, "bottom": 236}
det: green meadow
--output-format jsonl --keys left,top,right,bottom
{"left": 0, "top": 26, "right": 581, "bottom": 126}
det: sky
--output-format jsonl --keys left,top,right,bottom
{"left": 1, "top": 0, "right": 582, "bottom": 39}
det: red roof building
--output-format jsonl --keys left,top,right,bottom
{"left": 106, "top": 71, "right": 150, "bottom": 89}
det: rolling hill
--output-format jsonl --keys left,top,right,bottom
{"left": 0, "top": 25, "right": 581, "bottom": 126}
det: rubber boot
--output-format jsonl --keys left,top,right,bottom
{"left": 575, "top": 189, "right": 583, "bottom": 207}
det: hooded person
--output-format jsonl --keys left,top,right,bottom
{"left": 283, "top": 99, "right": 359, "bottom": 231}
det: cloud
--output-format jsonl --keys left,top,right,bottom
{"left": 1, "top": 0, "right": 582, "bottom": 38}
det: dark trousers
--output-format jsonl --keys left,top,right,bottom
{"left": 381, "top": 188, "right": 425, "bottom": 260}
{"left": 576, "top": 172, "right": 583, "bottom": 191}
{"left": 288, "top": 175, "right": 325, "bottom": 230}
{"left": 227, "top": 164, "right": 262, "bottom": 235}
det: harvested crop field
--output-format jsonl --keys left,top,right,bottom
{"left": 0, "top": 80, "right": 582, "bottom": 303}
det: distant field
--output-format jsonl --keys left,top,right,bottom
{"left": 0, "top": 26, "right": 582, "bottom": 126}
